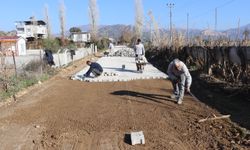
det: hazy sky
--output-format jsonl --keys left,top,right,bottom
{"left": 0, "top": 0, "right": 249, "bottom": 33}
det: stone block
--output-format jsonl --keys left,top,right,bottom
{"left": 130, "top": 131, "right": 145, "bottom": 145}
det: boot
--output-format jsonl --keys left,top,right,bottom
{"left": 177, "top": 98, "right": 183, "bottom": 105}
{"left": 170, "top": 94, "right": 177, "bottom": 99}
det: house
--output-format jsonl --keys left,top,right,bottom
{"left": 0, "top": 36, "right": 26, "bottom": 56}
{"left": 69, "top": 32, "right": 91, "bottom": 43}
{"left": 15, "top": 17, "right": 47, "bottom": 41}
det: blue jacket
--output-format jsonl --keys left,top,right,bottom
{"left": 85, "top": 62, "right": 103, "bottom": 77}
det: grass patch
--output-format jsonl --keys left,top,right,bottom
{"left": 0, "top": 60, "right": 58, "bottom": 102}
{"left": 0, "top": 74, "right": 53, "bottom": 101}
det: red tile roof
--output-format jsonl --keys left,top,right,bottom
{"left": 0, "top": 36, "right": 19, "bottom": 40}
{"left": 0, "top": 36, "right": 22, "bottom": 42}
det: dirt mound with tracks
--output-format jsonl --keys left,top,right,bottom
{"left": 0, "top": 55, "right": 249, "bottom": 150}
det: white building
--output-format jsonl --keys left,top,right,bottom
{"left": 15, "top": 19, "right": 47, "bottom": 40}
{"left": 0, "top": 36, "right": 26, "bottom": 56}
{"left": 69, "top": 32, "right": 91, "bottom": 43}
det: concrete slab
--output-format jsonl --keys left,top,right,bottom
{"left": 130, "top": 131, "right": 145, "bottom": 145}
{"left": 71, "top": 57, "right": 168, "bottom": 82}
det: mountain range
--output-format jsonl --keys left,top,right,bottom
{"left": 1, "top": 24, "right": 249, "bottom": 41}
{"left": 79, "top": 24, "right": 250, "bottom": 41}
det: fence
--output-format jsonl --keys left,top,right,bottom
{"left": 147, "top": 46, "right": 250, "bottom": 84}
{"left": 1, "top": 47, "right": 95, "bottom": 70}
{"left": 182, "top": 46, "right": 249, "bottom": 81}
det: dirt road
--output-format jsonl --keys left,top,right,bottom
{"left": 0, "top": 57, "right": 249, "bottom": 150}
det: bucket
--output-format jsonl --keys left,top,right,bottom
{"left": 122, "top": 64, "right": 125, "bottom": 70}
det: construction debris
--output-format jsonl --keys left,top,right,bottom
{"left": 103, "top": 72, "right": 118, "bottom": 76}
{"left": 112, "top": 47, "right": 135, "bottom": 57}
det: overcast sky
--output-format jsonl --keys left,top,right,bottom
{"left": 0, "top": 0, "right": 249, "bottom": 33}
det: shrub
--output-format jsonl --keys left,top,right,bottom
{"left": 42, "top": 38, "right": 60, "bottom": 53}
{"left": 97, "top": 38, "right": 111, "bottom": 50}
{"left": 24, "top": 60, "right": 43, "bottom": 72}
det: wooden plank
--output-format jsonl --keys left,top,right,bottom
{"left": 198, "top": 115, "right": 231, "bottom": 123}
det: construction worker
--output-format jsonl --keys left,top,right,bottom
{"left": 134, "top": 39, "right": 145, "bottom": 73}
{"left": 43, "top": 49, "right": 55, "bottom": 66}
{"left": 84, "top": 60, "right": 103, "bottom": 78}
{"left": 167, "top": 58, "right": 192, "bottom": 104}
{"left": 109, "top": 42, "right": 114, "bottom": 54}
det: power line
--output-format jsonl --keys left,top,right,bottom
{"left": 192, "top": 0, "right": 237, "bottom": 21}
{"left": 217, "top": 0, "right": 236, "bottom": 8}
{"left": 174, "top": 0, "right": 237, "bottom": 29}
{"left": 177, "top": 0, "right": 199, "bottom": 10}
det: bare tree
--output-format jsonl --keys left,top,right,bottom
{"left": 148, "top": 10, "right": 160, "bottom": 47}
{"left": 44, "top": 4, "right": 52, "bottom": 39}
{"left": 243, "top": 29, "right": 249, "bottom": 41}
{"left": 134, "top": 0, "right": 144, "bottom": 39}
{"left": 88, "top": 0, "right": 99, "bottom": 43}
{"left": 160, "top": 32, "right": 170, "bottom": 48}
{"left": 172, "top": 30, "right": 185, "bottom": 50}
{"left": 59, "top": 0, "right": 66, "bottom": 46}
{"left": 30, "top": 16, "right": 37, "bottom": 39}
{"left": 119, "top": 26, "right": 133, "bottom": 44}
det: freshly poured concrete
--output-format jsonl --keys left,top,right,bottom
{"left": 72, "top": 56, "right": 168, "bottom": 82}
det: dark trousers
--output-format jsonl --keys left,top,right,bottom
{"left": 92, "top": 69, "right": 102, "bottom": 77}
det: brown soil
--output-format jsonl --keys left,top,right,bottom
{"left": 0, "top": 55, "right": 249, "bottom": 150}
{"left": 191, "top": 73, "right": 250, "bottom": 130}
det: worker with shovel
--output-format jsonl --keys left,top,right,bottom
{"left": 167, "top": 58, "right": 192, "bottom": 104}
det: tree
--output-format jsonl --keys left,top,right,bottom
{"left": 69, "top": 27, "right": 82, "bottom": 33}
{"left": 88, "top": 0, "right": 99, "bottom": 43}
{"left": 119, "top": 26, "right": 133, "bottom": 44}
{"left": 59, "top": 0, "right": 66, "bottom": 46}
{"left": 243, "top": 29, "right": 249, "bottom": 41}
{"left": 134, "top": 0, "right": 144, "bottom": 39}
{"left": 97, "top": 38, "right": 110, "bottom": 50}
{"left": 147, "top": 10, "right": 160, "bottom": 47}
{"left": 30, "top": 16, "right": 37, "bottom": 39}
{"left": 44, "top": 4, "right": 52, "bottom": 39}
{"left": 42, "top": 38, "right": 60, "bottom": 53}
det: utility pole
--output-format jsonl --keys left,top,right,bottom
{"left": 214, "top": 7, "right": 218, "bottom": 43}
{"left": 186, "top": 13, "right": 189, "bottom": 46}
{"left": 167, "top": 3, "right": 174, "bottom": 47}
{"left": 237, "top": 18, "right": 241, "bottom": 45}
